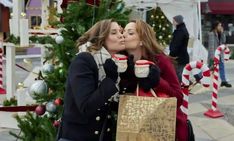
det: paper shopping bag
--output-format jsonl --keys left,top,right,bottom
{"left": 116, "top": 95, "right": 177, "bottom": 141}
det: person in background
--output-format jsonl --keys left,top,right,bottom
{"left": 169, "top": 15, "right": 190, "bottom": 83}
{"left": 120, "top": 19, "right": 188, "bottom": 141}
{"left": 208, "top": 21, "right": 232, "bottom": 87}
{"left": 58, "top": 19, "right": 125, "bottom": 141}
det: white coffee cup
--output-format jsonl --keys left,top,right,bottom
{"left": 135, "top": 60, "right": 154, "bottom": 78}
{"left": 112, "top": 54, "right": 128, "bottom": 73}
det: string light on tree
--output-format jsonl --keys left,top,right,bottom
{"left": 147, "top": 7, "right": 172, "bottom": 45}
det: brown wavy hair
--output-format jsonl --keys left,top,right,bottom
{"left": 129, "top": 19, "right": 164, "bottom": 62}
{"left": 76, "top": 19, "right": 115, "bottom": 52}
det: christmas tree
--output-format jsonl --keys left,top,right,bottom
{"left": 147, "top": 7, "right": 173, "bottom": 46}
{"left": 10, "top": 0, "right": 131, "bottom": 140}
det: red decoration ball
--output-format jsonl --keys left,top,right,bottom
{"left": 60, "top": 17, "right": 64, "bottom": 23}
{"left": 54, "top": 98, "right": 63, "bottom": 106}
{"left": 35, "top": 105, "right": 46, "bottom": 116}
{"left": 53, "top": 120, "right": 60, "bottom": 127}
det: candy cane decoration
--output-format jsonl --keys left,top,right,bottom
{"left": 0, "top": 39, "right": 6, "bottom": 94}
{"left": 181, "top": 61, "right": 210, "bottom": 118}
{"left": 204, "top": 44, "right": 230, "bottom": 118}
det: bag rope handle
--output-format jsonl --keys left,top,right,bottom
{"left": 136, "top": 84, "right": 157, "bottom": 97}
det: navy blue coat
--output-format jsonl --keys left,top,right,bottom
{"left": 60, "top": 52, "right": 118, "bottom": 141}
{"left": 169, "top": 23, "right": 189, "bottom": 65}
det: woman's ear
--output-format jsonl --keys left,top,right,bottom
{"left": 139, "top": 41, "right": 143, "bottom": 46}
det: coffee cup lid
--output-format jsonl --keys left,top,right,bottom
{"left": 136, "top": 60, "right": 155, "bottom": 65}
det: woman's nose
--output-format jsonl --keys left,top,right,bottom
{"left": 119, "top": 33, "right": 124, "bottom": 39}
{"left": 122, "top": 33, "right": 126, "bottom": 38}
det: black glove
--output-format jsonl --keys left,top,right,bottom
{"left": 127, "top": 54, "right": 135, "bottom": 71}
{"left": 138, "top": 65, "right": 160, "bottom": 92}
{"left": 194, "top": 73, "right": 203, "bottom": 83}
{"left": 103, "top": 59, "right": 118, "bottom": 82}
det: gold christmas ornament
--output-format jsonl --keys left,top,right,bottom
{"left": 17, "top": 82, "right": 25, "bottom": 89}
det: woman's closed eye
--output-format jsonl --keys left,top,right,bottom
{"left": 110, "top": 31, "right": 117, "bottom": 34}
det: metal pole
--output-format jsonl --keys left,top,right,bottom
{"left": 6, "top": 43, "right": 16, "bottom": 100}
{"left": 198, "top": 0, "right": 203, "bottom": 42}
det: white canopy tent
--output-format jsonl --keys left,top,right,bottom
{"left": 124, "top": 0, "right": 208, "bottom": 63}
{"left": 0, "top": 0, "right": 13, "bottom": 8}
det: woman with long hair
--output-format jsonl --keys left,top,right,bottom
{"left": 120, "top": 19, "right": 188, "bottom": 141}
{"left": 59, "top": 19, "right": 125, "bottom": 141}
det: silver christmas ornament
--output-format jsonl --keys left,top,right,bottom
{"left": 28, "top": 80, "right": 48, "bottom": 98}
{"left": 55, "top": 36, "right": 64, "bottom": 44}
{"left": 42, "top": 64, "right": 54, "bottom": 74}
{"left": 46, "top": 102, "right": 57, "bottom": 113}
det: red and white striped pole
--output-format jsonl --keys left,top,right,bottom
{"left": 181, "top": 61, "right": 210, "bottom": 118}
{"left": 0, "top": 39, "right": 6, "bottom": 94}
{"left": 204, "top": 44, "right": 230, "bottom": 118}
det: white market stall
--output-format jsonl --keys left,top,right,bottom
{"left": 124, "top": 0, "right": 208, "bottom": 63}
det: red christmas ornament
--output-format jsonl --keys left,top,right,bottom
{"left": 54, "top": 98, "right": 63, "bottom": 106}
{"left": 60, "top": 17, "right": 64, "bottom": 23}
{"left": 35, "top": 105, "right": 46, "bottom": 116}
{"left": 53, "top": 120, "right": 60, "bottom": 127}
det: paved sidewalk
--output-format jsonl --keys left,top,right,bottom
{"left": 188, "top": 60, "right": 234, "bottom": 141}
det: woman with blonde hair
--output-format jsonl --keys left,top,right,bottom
{"left": 120, "top": 19, "right": 188, "bottom": 141}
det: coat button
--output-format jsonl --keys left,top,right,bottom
{"left": 107, "top": 128, "right": 111, "bottom": 132}
{"left": 105, "top": 102, "right": 108, "bottom": 105}
{"left": 124, "top": 87, "right": 127, "bottom": 90}
{"left": 94, "top": 131, "right": 99, "bottom": 135}
{"left": 97, "top": 108, "right": 101, "bottom": 111}
{"left": 96, "top": 116, "right": 100, "bottom": 121}
{"left": 107, "top": 115, "right": 111, "bottom": 119}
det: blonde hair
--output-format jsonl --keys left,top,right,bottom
{"left": 130, "top": 19, "right": 164, "bottom": 62}
{"left": 76, "top": 19, "right": 115, "bottom": 52}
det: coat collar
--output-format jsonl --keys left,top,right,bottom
{"left": 176, "top": 23, "right": 186, "bottom": 29}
